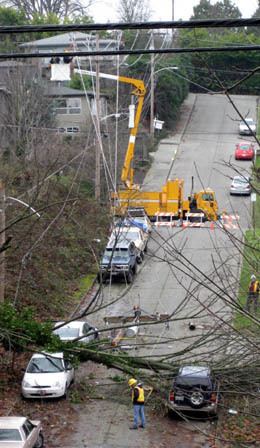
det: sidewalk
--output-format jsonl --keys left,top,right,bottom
{"left": 143, "top": 93, "right": 196, "bottom": 191}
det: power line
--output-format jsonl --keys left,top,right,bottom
{"left": 0, "top": 17, "right": 259, "bottom": 34}
{"left": 1, "top": 44, "right": 260, "bottom": 60}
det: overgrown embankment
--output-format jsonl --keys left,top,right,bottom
{"left": 2, "top": 165, "right": 110, "bottom": 318}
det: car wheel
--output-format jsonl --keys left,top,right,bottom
{"left": 97, "top": 273, "right": 106, "bottom": 284}
{"left": 132, "top": 263, "right": 137, "bottom": 275}
{"left": 126, "top": 271, "right": 133, "bottom": 284}
{"left": 210, "top": 412, "right": 218, "bottom": 420}
{"left": 33, "top": 432, "right": 44, "bottom": 448}
{"left": 63, "top": 384, "right": 69, "bottom": 400}
{"left": 137, "top": 255, "right": 142, "bottom": 264}
{"left": 190, "top": 390, "right": 204, "bottom": 407}
{"left": 97, "top": 273, "right": 102, "bottom": 283}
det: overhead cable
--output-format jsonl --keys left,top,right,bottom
{"left": 0, "top": 17, "right": 259, "bottom": 34}
{"left": 1, "top": 44, "right": 260, "bottom": 60}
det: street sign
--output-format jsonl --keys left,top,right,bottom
{"left": 154, "top": 118, "right": 164, "bottom": 130}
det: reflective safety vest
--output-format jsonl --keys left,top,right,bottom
{"left": 253, "top": 281, "right": 259, "bottom": 293}
{"left": 249, "top": 280, "right": 259, "bottom": 293}
{"left": 132, "top": 386, "right": 145, "bottom": 404}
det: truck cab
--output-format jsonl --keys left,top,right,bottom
{"left": 98, "top": 240, "right": 138, "bottom": 284}
{"left": 190, "top": 189, "right": 218, "bottom": 221}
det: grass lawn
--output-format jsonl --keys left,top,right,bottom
{"left": 72, "top": 274, "right": 96, "bottom": 303}
{"left": 235, "top": 229, "right": 260, "bottom": 330}
{"left": 235, "top": 112, "right": 260, "bottom": 330}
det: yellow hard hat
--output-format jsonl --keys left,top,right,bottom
{"left": 128, "top": 378, "right": 137, "bottom": 387}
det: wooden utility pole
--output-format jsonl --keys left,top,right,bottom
{"left": 0, "top": 181, "right": 5, "bottom": 302}
{"left": 150, "top": 31, "right": 155, "bottom": 137}
{"left": 172, "top": 0, "right": 175, "bottom": 41}
{"left": 95, "top": 33, "right": 101, "bottom": 201}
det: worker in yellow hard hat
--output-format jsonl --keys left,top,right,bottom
{"left": 128, "top": 378, "right": 146, "bottom": 429}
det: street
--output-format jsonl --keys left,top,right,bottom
{"left": 65, "top": 92, "right": 258, "bottom": 447}
{"left": 98, "top": 93, "right": 257, "bottom": 359}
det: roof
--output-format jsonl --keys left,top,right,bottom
{"left": 178, "top": 365, "right": 211, "bottom": 378}
{"left": 45, "top": 85, "right": 87, "bottom": 97}
{"left": 0, "top": 85, "right": 11, "bottom": 95}
{"left": 31, "top": 352, "right": 64, "bottom": 359}
{"left": 0, "top": 60, "right": 27, "bottom": 67}
{"left": 54, "top": 321, "right": 85, "bottom": 328}
{"left": 106, "top": 240, "right": 135, "bottom": 250}
{"left": 20, "top": 31, "right": 119, "bottom": 49}
{"left": 0, "top": 417, "right": 27, "bottom": 427}
{"left": 45, "top": 85, "right": 107, "bottom": 98}
{"left": 21, "top": 31, "right": 90, "bottom": 48}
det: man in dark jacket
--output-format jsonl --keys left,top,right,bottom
{"left": 128, "top": 378, "right": 145, "bottom": 429}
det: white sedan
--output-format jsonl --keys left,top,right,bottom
{"left": 230, "top": 175, "right": 251, "bottom": 196}
{"left": 53, "top": 321, "right": 99, "bottom": 343}
{"left": 0, "top": 416, "right": 44, "bottom": 448}
{"left": 239, "top": 118, "right": 256, "bottom": 135}
{"left": 21, "top": 352, "right": 74, "bottom": 399}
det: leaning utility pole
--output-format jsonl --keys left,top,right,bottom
{"left": 0, "top": 181, "right": 5, "bottom": 302}
{"left": 95, "top": 33, "right": 101, "bottom": 201}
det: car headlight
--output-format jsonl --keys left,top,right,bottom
{"left": 23, "top": 381, "right": 33, "bottom": 388}
{"left": 54, "top": 381, "right": 61, "bottom": 387}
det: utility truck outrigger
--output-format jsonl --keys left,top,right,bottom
{"left": 75, "top": 69, "right": 218, "bottom": 221}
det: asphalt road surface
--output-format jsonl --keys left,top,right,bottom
{"left": 97, "top": 93, "right": 258, "bottom": 362}
{"left": 67, "top": 93, "right": 258, "bottom": 448}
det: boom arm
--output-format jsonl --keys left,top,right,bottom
{"left": 74, "top": 69, "right": 146, "bottom": 189}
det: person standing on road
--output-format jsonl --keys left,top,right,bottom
{"left": 133, "top": 305, "right": 141, "bottom": 323}
{"left": 128, "top": 378, "right": 146, "bottom": 429}
{"left": 246, "top": 274, "right": 259, "bottom": 314}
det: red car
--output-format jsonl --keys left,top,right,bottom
{"left": 235, "top": 142, "right": 254, "bottom": 160}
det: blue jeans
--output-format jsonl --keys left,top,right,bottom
{"left": 133, "top": 404, "right": 145, "bottom": 428}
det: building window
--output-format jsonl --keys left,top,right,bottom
{"left": 55, "top": 98, "right": 81, "bottom": 114}
{"left": 59, "top": 126, "right": 80, "bottom": 134}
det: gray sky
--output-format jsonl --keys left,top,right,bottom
{"left": 88, "top": 0, "right": 258, "bottom": 22}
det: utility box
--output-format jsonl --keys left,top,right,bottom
{"left": 51, "top": 64, "right": 71, "bottom": 81}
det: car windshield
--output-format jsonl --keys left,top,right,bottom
{"left": 0, "top": 429, "right": 22, "bottom": 441}
{"left": 27, "top": 356, "right": 64, "bottom": 373}
{"left": 54, "top": 327, "right": 80, "bottom": 338}
{"left": 201, "top": 193, "right": 214, "bottom": 201}
{"left": 245, "top": 118, "right": 254, "bottom": 124}
{"left": 233, "top": 177, "right": 249, "bottom": 185}
{"left": 123, "top": 231, "right": 140, "bottom": 240}
{"left": 175, "top": 377, "right": 211, "bottom": 390}
{"left": 239, "top": 144, "right": 250, "bottom": 150}
{"left": 104, "top": 248, "right": 129, "bottom": 259}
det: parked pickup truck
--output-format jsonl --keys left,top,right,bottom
{"left": 109, "top": 226, "right": 147, "bottom": 263}
{"left": 98, "top": 240, "right": 138, "bottom": 284}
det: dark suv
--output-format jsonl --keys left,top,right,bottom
{"left": 168, "top": 365, "right": 220, "bottom": 417}
{"left": 98, "top": 240, "right": 138, "bottom": 284}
